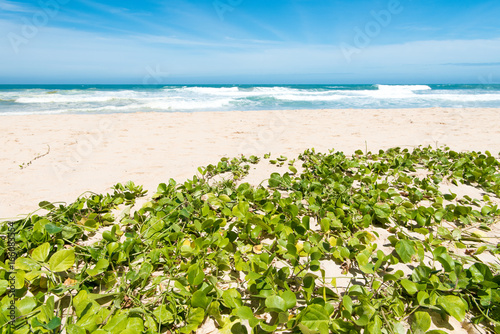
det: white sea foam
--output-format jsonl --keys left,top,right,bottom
{"left": 421, "top": 93, "right": 500, "bottom": 101}
{"left": 376, "top": 84, "right": 432, "bottom": 91}
{"left": 138, "top": 98, "right": 233, "bottom": 110}
{"left": 275, "top": 94, "right": 345, "bottom": 101}
{"left": 52, "top": 98, "right": 234, "bottom": 113}
{"left": 0, "top": 108, "right": 70, "bottom": 116}
{"left": 16, "top": 96, "right": 115, "bottom": 103}
{"left": 180, "top": 87, "right": 240, "bottom": 95}
{"left": 357, "top": 85, "right": 433, "bottom": 99}
{"left": 2, "top": 85, "right": 500, "bottom": 115}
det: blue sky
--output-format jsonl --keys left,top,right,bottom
{"left": 1, "top": 0, "right": 500, "bottom": 84}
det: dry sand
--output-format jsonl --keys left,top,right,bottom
{"left": 1, "top": 107, "right": 500, "bottom": 333}
{"left": 1, "top": 107, "right": 500, "bottom": 219}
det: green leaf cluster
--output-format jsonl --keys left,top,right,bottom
{"left": 1, "top": 147, "right": 499, "bottom": 333}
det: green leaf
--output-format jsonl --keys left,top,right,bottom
{"left": 475, "top": 246, "right": 487, "bottom": 255}
{"left": 281, "top": 290, "right": 297, "bottom": 310}
{"left": 48, "top": 248, "right": 75, "bottom": 272}
{"left": 437, "top": 295, "right": 467, "bottom": 322}
{"left": 153, "top": 305, "right": 173, "bottom": 325}
{"left": 14, "top": 270, "right": 25, "bottom": 289}
{"left": 353, "top": 304, "right": 376, "bottom": 326}
{"left": 232, "top": 201, "right": 249, "bottom": 219}
{"left": 356, "top": 253, "right": 369, "bottom": 266}
{"left": 468, "top": 263, "right": 493, "bottom": 283}
{"left": 0, "top": 280, "right": 8, "bottom": 296}
{"left": 417, "top": 291, "right": 429, "bottom": 305}
{"left": 15, "top": 257, "right": 41, "bottom": 271}
{"left": 73, "top": 291, "right": 91, "bottom": 317}
{"left": 102, "top": 230, "right": 117, "bottom": 242}
{"left": 412, "top": 266, "right": 431, "bottom": 282}
{"left": 120, "top": 330, "right": 140, "bottom": 334}
{"left": 436, "top": 252, "right": 454, "bottom": 272}
{"left": 415, "top": 213, "right": 427, "bottom": 226}
{"left": 126, "top": 317, "right": 145, "bottom": 332}
{"left": 356, "top": 253, "right": 374, "bottom": 274}
{"left": 44, "top": 223, "right": 62, "bottom": 234}
{"left": 222, "top": 289, "right": 242, "bottom": 309}
{"left": 45, "top": 317, "right": 62, "bottom": 330}
{"left": 31, "top": 242, "right": 51, "bottom": 262}
{"left": 84, "top": 219, "right": 98, "bottom": 230}
{"left": 34, "top": 316, "right": 62, "bottom": 331}
{"left": 366, "top": 315, "right": 382, "bottom": 334}
{"left": 298, "top": 304, "right": 330, "bottom": 331}
{"left": 411, "top": 311, "right": 431, "bottom": 334}
{"left": 373, "top": 203, "right": 391, "bottom": 219}
{"left": 265, "top": 295, "right": 286, "bottom": 312}
{"left": 106, "top": 242, "right": 119, "bottom": 255}
{"left": 260, "top": 322, "right": 278, "bottom": 332}
{"left": 16, "top": 297, "right": 37, "bottom": 315}
{"left": 320, "top": 218, "right": 330, "bottom": 232}
{"left": 187, "top": 264, "right": 205, "bottom": 286}
{"left": 395, "top": 239, "right": 415, "bottom": 263}
{"left": 219, "top": 194, "right": 232, "bottom": 203}
{"left": 401, "top": 279, "right": 418, "bottom": 295}
{"left": 268, "top": 173, "right": 282, "bottom": 187}
{"left": 144, "top": 315, "right": 157, "bottom": 331}
{"left": 303, "top": 274, "right": 316, "bottom": 294}
{"left": 235, "top": 306, "right": 260, "bottom": 328}
{"left": 87, "top": 259, "right": 109, "bottom": 276}
{"left": 102, "top": 312, "right": 129, "bottom": 334}
{"left": 191, "top": 290, "right": 210, "bottom": 309}
{"left": 39, "top": 201, "right": 55, "bottom": 210}
{"left": 343, "top": 295, "right": 353, "bottom": 314}
{"left": 66, "top": 324, "right": 86, "bottom": 334}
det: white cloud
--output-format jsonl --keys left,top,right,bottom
{"left": 344, "top": 38, "right": 500, "bottom": 66}
{"left": 0, "top": 0, "right": 31, "bottom": 12}
{"left": 0, "top": 17, "right": 499, "bottom": 83}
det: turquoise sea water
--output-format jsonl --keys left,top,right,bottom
{"left": 1, "top": 84, "right": 500, "bottom": 115}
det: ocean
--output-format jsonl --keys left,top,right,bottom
{"left": 1, "top": 84, "right": 500, "bottom": 115}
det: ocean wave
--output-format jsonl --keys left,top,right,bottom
{"left": 14, "top": 90, "right": 144, "bottom": 104}
{"left": 275, "top": 94, "right": 345, "bottom": 101}
{"left": 16, "top": 96, "right": 118, "bottom": 103}
{"left": 61, "top": 98, "right": 234, "bottom": 113}
{"left": 178, "top": 86, "right": 241, "bottom": 95}
{"left": 420, "top": 93, "right": 500, "bottom": 102}
{"left": 1, "top": 84, "right": 500, "bottom": 115}
{"left": 137, "top": 98, "right": 233, "bottom": 110}
{"left": 348, "top": 85, "right": 434, "bottom": 99}
{"left": 376, "top": 84, "right": 432, "bottom": 91}
{"left": 0, "top": 108, "right": 70, "bottom": 116}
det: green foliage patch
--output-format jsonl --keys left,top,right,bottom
{"left": 1, "top": 147, "right": 499, "bottom": 333}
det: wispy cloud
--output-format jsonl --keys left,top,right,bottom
{"left": 1, "top": 0, "right": 500, "bottom": 83}
{"left": 1, "top": 16, "right": 499, "bottom": 83}
{"left": 396, "top": 25, "right": 441, "bottom": 32}
{"left": 0, "top": 0, "right": 31, "bottom": 12}
{"left": 223, "top": 36, "right": 285, "bottom": 45}
{"left": 77, "top": 0, "right": 151, "bottom": 17}
{"left": 135, "top": 35, "right": 227, "bottom": 47}
{"left": 442, "top": 62, "right": 500, "bottom": 67}
{"left": 135, "top": 34, "right": 285, "bottom": 48}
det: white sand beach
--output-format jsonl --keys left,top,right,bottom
{"left": 1, "top": 107, "right": 500, "bottom": 333}
{"left": 1, "top": 107, "right": 500, "bottom": 219}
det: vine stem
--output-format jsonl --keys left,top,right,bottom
{"left": 380, "top": 310, "right": 396, "bottom": 334}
